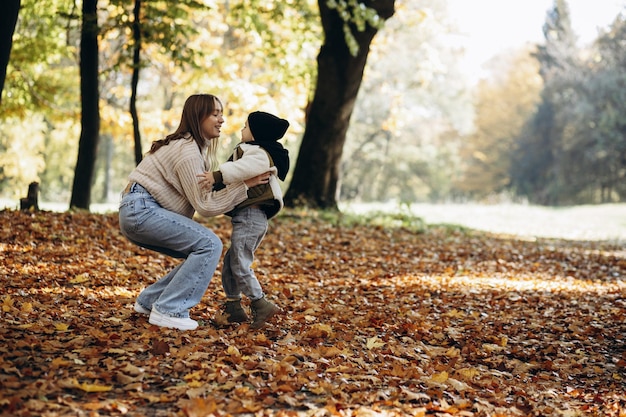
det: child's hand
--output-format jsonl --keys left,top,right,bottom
{"left": 197, "top": 171, "right": 215, "bottom": 190}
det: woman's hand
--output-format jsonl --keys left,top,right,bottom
{"left": 197, "top": 171, "right": 216, "bottom": 190}
{"left": 245, "top": 172, "right": 271, "bottom": 188}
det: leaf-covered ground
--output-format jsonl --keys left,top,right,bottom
{"left": 0, "top": 209, "right": 625, "bottom": 417}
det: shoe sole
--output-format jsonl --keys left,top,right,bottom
{"left": 149, "top": 310, "right": 198, "bottom": 331}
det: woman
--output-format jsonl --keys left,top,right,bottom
{"left": 119, "top": 94, "right": 269, "bottom": 331}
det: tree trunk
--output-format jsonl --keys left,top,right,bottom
{"left": 131, "top": 0, "right": 142, "bottom": 165}
{"left": 101, "top": 134, "right": 114, "bottom": 202}
{"left": 70, "top": 0, "right": 100, "bottom": 210}
{"left": 284, "top": 0, "right": 394, "bottom": 209}
{"left": 0, "top": 0, "right": 21, "bottom": 105}
{"left": 20, "top": 182, "right": 39, "bottom": 212}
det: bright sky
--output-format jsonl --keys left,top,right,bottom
{"left": 448, "top": 0, "right": 625, "bottom": 79}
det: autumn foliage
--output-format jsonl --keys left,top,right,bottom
{"left": 0, "top": 209, "right": 625, "bottom": 416}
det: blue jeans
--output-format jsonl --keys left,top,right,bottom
{"left": 118, "top": 183, "right": 223, "bottom": 318}
{"left": 222, "top": 207, "right": 268, "bottom": 301}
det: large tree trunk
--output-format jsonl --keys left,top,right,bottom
{"left": 284, "top": 0, "right": 394, "bottom": 210}
{"left": 131, "top": 0, "right": 143, "bottom": 165}
{"left": 70, "top": 0, "right": 100, "bottom": 210}
{"left": 0, "top": 0, "right": 21, "bottom": 105}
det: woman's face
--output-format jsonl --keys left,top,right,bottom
{"left": 201, "top": 99, "right": 224, "bottom": 139}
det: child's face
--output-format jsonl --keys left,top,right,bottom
{"left": 241, "top": 121, "right": 254, "bottom": 142}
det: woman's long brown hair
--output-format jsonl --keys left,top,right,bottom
{"left": 148, "top": 94, "right": 222, "bottom": 157}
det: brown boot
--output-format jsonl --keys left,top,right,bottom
{"left": 250, "top": 297, "right": 280, "bottom": 329}
{"left": 213, "top": 300, "right": 249, "bottom": 326}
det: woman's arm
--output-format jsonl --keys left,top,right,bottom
{"left": 175, "top": 150, "right": 270, "bottom": 218}
{"left": 176, "top": 157, "right": 248, "bottom": 217}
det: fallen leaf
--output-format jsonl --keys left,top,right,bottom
{"left": 366, "top": 336, "right": 385, "bottom": 350}
{"left": 69, "top": 273, "right": 90, "bottom": 284}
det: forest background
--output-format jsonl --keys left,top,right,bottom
{"left": 1, "top": 0, "right": 626, "bottom": 211}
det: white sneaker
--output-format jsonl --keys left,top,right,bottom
{"left": 133, "top": 302, "right": 151, "bottom": 315}
{"left": 149, "top": 308, "right": 198, "bottom": 330}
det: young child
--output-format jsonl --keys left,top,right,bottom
{"left": 198, "top": 111, "right": 290, "bottom": 329}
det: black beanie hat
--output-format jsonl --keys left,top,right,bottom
{"left": 248, "top": 111, "right": 289, "bottom": 142}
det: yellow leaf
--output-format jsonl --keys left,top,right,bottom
{"left": 72, "top": 379, "right": 113, "bottom": 392}
{"left": 184, "top": 371, "right": 203, "bottom": 381}
{"left": 227, "top": 345, "right": 241, "bottom": 356}
{"left": 445, "top": 347, "right": 460, "bottom": 358}
{"left": 78, "top": 383, "right": 113, "bottom": 393}
{"left": 69, "top": 273, "right": 90, "bottom": 284}
{"left": 444, "top": 309, "right": 464, "bottom": 318}
{"left": 325, "top": 365, "right": 350, "bottom": 373}
{"left": 456, "top": 367, "right": 480, "bottom": 380}
{"left": 308, "top": 386, "right": 325, "bottom": 395}
{"left": 20, "top": 302, "right": 33, "bottom": 313}
{"left": 304, "top": 253, "right": 316, "bottom": 261}
{"left": 55, "top": 323, "right": 70, "bottom": 331}
{"left": 366, "top": 336, "right": 385, "bottom": 350}
{"left": 2, "top": 295, "right": 14, "bottom": 312}
{"left": 430, "top": 371, "right": 448, "bottom": 383}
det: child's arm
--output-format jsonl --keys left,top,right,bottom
{"left": 219, "top": 144, "right": 276, "bottom": 184}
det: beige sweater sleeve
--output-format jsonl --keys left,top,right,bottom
{"left": 128, "top": 138, "right": 248, "bottom": 218}
{"left": 173, "top": 155, "right": 248, "bottom": 218}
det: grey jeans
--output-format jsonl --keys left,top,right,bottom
{"left": 222, "top": 206, "right": 268, "bottom": 301}
{"left": 118, "top": 183, "right": 223, "bottom": 318}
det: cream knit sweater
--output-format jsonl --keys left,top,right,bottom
{"left": 128, "top": 137, "right": 248, "bottom": 219}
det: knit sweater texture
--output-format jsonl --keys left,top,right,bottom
{"left": 127, "top": 137, "right": 248, "bottom": 218}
